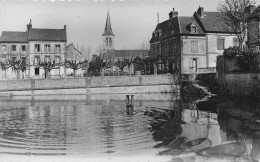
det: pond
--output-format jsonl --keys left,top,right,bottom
{"left": 0, "top": 94, "right": 259, "bottom": 162}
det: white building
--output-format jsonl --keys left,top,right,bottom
{"left": 0, "top": 20, "right": 67, "bottom": 79}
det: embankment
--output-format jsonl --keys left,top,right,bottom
{"left": 0, "top": 75, "right": 179, "bottom": 96}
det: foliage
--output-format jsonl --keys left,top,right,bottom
{"left": 223, "top": 46, "right": 241, "bottom": 59}
{"left": 237, "top": 48, "right": 258, "bottom": 71}
{"left": 224, "top": 46, "right": 259, "bottom": 72}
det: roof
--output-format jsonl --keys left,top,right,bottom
{"left": 179, "top": 16, "right": 204, "bottom": 34}
{"left": 102, "top": 50, "right": 149, "bottom": 60}
{"left": 150, "top": 16, "right": 205, "bottom": 43}
{"left": 28, "top": 28, "right": 67, "bottom": 41}
{"left": 66, "top": 43, "right": 83, "bottom": 60}
{"left": 194, "top": 12, "right": 232, "bottom": 33}
{"left": 102, "top": 11, "right": 114, "bottom": 36}
{"left": 0, "top": 31, "right": 28, "bottom": 43}
{"left": 248, "top": 5, "right": 260, "bottom": 19}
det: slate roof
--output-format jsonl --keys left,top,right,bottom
{"left": 150, "top": 16, "right": 205, "bottom": 43}
{"left": 0, "top": 31, "right": 28, "bottom": 43}
{"left": 248, "top": 5, "right": 260, "bottom": 19}
{"left": 194, "top": 12, "right": 232, "bottom": 33}
{"left": 102, "top": 50, "right": 149, "bottom": 60}
{"left": 179, "top": 16, "right": 204, "bottom": 34}
{"left": 102, "top": 11, "right": 114, "bottom": 36}
{"left": 28, "top": 28, "right": 67, "bottom": 42}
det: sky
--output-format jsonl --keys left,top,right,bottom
{"left": 0, "top": 0, "right": 244, "bottom": 52}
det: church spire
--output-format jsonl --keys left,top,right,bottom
{"left": 103, "top": 10, "right": 114, "bottom": 36}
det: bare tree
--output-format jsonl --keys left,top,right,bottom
{"left": 80, "top": 45, "right": 92, "bottom": 61}
{"left": 114, "top": 59, "right": 128, "bottom": 75}
{"left": 0, "top": 60, "right": 11, "bottom": 79}
{"left": 218, "top": 0, "right": 255, "bottom": 49}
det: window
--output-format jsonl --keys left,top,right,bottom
{"left": 191, "top": 26, "right": 197, "bottom": 33}
{"left": 1, "top": 45, "right": 6, "bottom": 51}
{"left": 34, "top": 56, "right": 40, "bottom": 65}
{"left": 191, "top": 41, "right": 198, "bottom": 53}
{"left": 109, "top": 38, "right": 112, "bottom": 46}
{"left": 55, "top": 56, "right": 61, "bottom": 63}
{"left": 12, "top": 57, "right": 16, "bottom": 62}
{"left": 44, "top": 44, "right": 51, "bottom": 53}
{"left": 55, "top": 44, "right": 61, "bottom": 53}
{"left": 21, "top": 57, "right": 26, "bottom": 63}
{"left": 22, "top": 45, "right": 26, "bottom": 51}
{"left": 35, "top": 68, "right": 39, "bottom": 75}
{"left": 35, "top": 44, "right": 40, "bottom": 52}
{"left": 233, "top": 37, "right": 239, "bottom": 47}
{"left": 45, "top": 56, "right": 51, "bottom": 62}
{"left": 106, "top": 38, "right": 108, "bottom": 46}
{"left": 217, "top": 38, "right": 225, "bottom": 50}
{"left": 11, "top": 45, "right": 16, "bottom": 51}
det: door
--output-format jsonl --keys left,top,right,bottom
{"left": 191, "top": 58, "right": 198, "bottom": 73}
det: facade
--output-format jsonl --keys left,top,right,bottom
{"left": 0, "top": 20, "right": 67, "bottom": 79}
{"left": 150, "top": 7, "right": 239, "bottom": 74}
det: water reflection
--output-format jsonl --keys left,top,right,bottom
{"left": 0, "top": 94, "right": 259, "bottom": 162}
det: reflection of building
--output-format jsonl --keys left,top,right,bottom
{"left": 0, "top": 20, "right": 67, "bottom": 79}
{"left": 150, "top": 7, "right": 238, "bottom": 74}
{"left": 101, "top": 10, "right": 149, "bottom": 74}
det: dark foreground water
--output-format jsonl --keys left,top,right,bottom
{"left": 0, "top": 94, "right": 259, "bottom": 162}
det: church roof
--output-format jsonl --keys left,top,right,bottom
{"left": 102, "top": 11, "right": 114, "bottom": 36}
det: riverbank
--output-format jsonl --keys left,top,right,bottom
{"left": 0, "top": 75, "right": 179, "bottom": 96}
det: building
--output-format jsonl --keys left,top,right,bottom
{"left": 150, "top": 7, "right": 239, "bottom": 74}
{"left": 0, "top": 20, "right": 67, "bottom": 79}
{"left": 100, "top": 10, "right": 149, "bottom": 75}
{"left": 247, "top": 5, "right": 260, "bottom": 48}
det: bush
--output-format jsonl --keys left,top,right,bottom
{"left": 224, "top": 47, "right": 259, "bottom": 72}
{"left": 223, "top": 46, "right": 241, "bottom": 59}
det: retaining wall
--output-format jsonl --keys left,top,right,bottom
{"left": 0, "top": 75, "right": 178, "bottom": 96}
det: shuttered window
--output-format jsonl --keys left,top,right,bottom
{"left": 191, "top": 41, "right": 198, "bottom": 53}
{"left": 217, "top": 38, "right": 225, "bottom": 50}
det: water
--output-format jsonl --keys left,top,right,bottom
{"left": 0, "top": 94, "right": 259, "bottom": 162}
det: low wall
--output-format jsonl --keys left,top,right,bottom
{"left": 220, "top": 73, "right": 260, "bottom": 96}
{"left": 0, "top": 75, "right": 178, "bottom": 96}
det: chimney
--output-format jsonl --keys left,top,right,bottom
{"left": 197, "top": 6, "right": 204, "bottom": 18}
{"left": 169, "top": 8, "right": 178, "bottom": 19}
{"left": 64, "top": 25, "right": 67, "bottom": 30}
{"left": 27, "top": 19, "right": 32, "bottom": 34}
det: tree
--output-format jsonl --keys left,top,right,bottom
{"left": 0, "top": 60, "right": 11, "bottom": 79}
{"left": 218, "top": 0, "right": 256, "bottom": 49}
{"left": 38, "top": 60, "right": 60, "bottom": 78}
{"left": 64, "top": 59, "right": 88, "bottom": 77}
{"left": 10, "top": 60, "right": 29, "bottom": 79}
{"left": 124, "top": 58, "right": 135, "bottom": 75}
{"left": 114, "top": 59, "right": 128, "bottom": 75}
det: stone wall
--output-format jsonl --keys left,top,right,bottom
{"left": 0, "top": 75, "right": 177, "bottom": 96}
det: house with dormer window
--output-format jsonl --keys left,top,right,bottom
{"left": 150, "top": 7, "right": 239, "bottom": 74}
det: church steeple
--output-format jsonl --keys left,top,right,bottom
{"left": 102, "top": 10, "right": 115, "bottom": 50}
{"left": 103, "top": 11, "right": 114, "bottom": 36}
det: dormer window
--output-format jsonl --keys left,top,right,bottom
{"left": 190, "top": 22, "right": 198, "bottom": 34}
{"left": 191, "top": 26, "right": 197, "bottom": 33}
